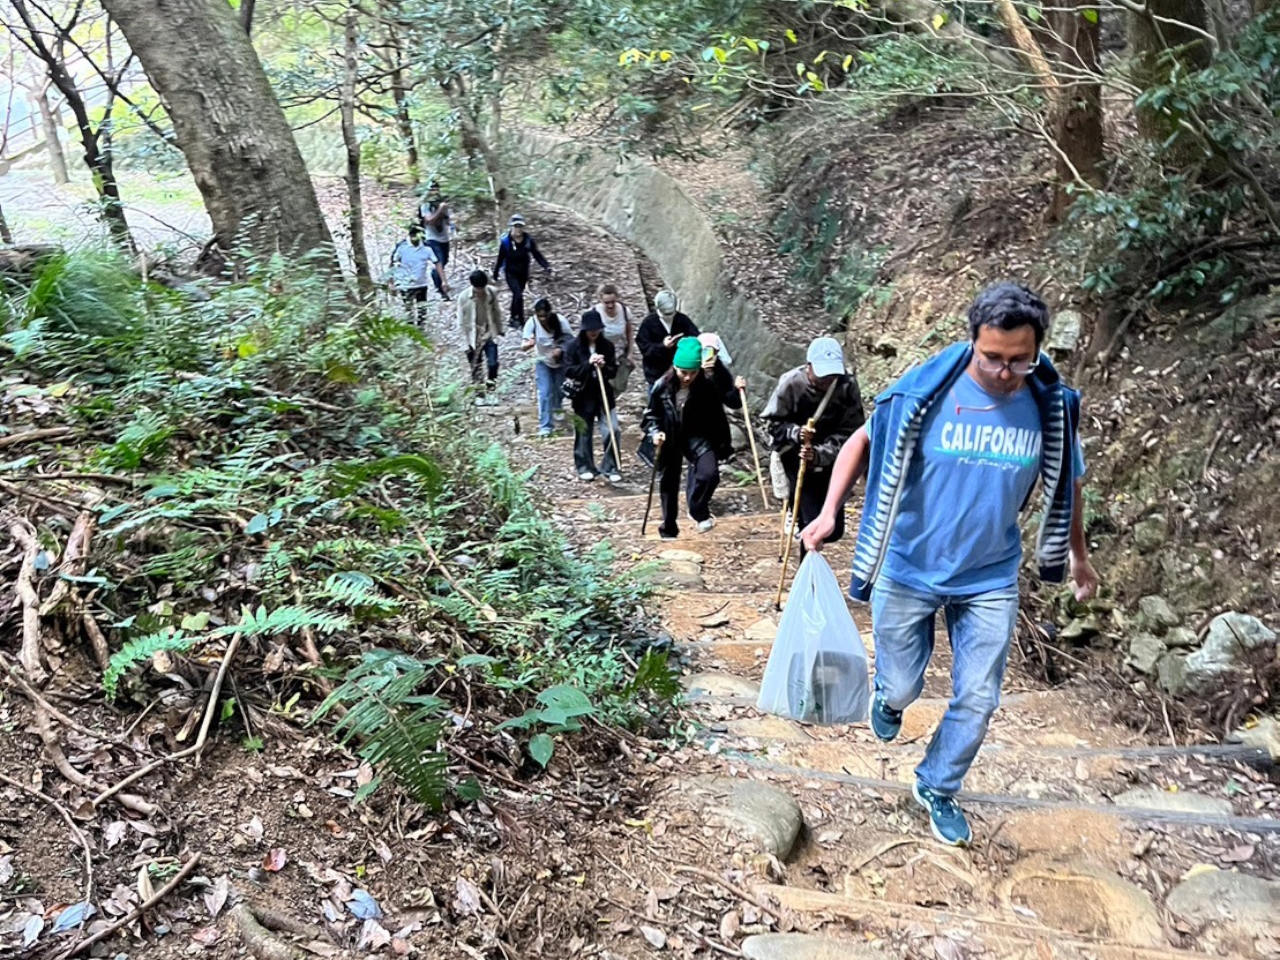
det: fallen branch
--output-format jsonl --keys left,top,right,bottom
{"left": 0, "top": 426, "right": 74, "bottom": 448}
{"left": 32, "top": 705, "right": 157, "bottom": 817}
{"left": 81, "top": 612, "right": 112, "bottom": 672}
{"left": 8, "top": 518, "right": 46, "bottom": 683}
{"left": 672, "top": 866, "right": 787, "bottom": 923}
{"left": 0, "top": 772, "right": 94, "bottom": 924}
{"left": 55, "top": 853, "right": 201, "bottom": 959}
{"left": 39, "top": 511, "right": 95, "bottom": 616}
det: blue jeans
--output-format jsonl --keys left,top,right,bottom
{"left": 535, "top": 362, "right": 565, "bottom": 434}
{"left": 870, "top": 576, "right": 1019, "bottom": 796}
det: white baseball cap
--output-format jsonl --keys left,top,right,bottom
{"left": 806, "top": 337, "right": 845, "bottom": 378}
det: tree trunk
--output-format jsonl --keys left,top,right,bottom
{"left": 1047, "top": 4, "right": 1104, "bottom": 221}
{"left": 341, "top": 7, "right": 373, "bottom": 298}
{"left": 35, "top": 87, "right": 70, "bottom": 185}
{"left": 240, "top": 0, "right": 256, "bottom": 34}
{"left": 387, "top": 25, "right": 419, "bottom": 178}
{"left": 0, "top": 201, "right": 13, "bottom": 244}
{"left": 1129, "top": 0, "right": 1213, "bottom": 144}
{"left": 100, "top": 0, "right": 335, "bottom": 266}
{"left": 440, "top": 72, "right": 508, "bottom": 227}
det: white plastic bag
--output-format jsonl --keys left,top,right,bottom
{"left": 757, "top": 552, "right": 870, "bottom": 725}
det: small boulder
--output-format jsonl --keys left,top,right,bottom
{"left": 744, "top": 618, "right": 778, "bottom": 642}
{"left": 1229, "top": 714, "right": 1280, "bottom": 761}
{"left": 682, "top": 673, "right": 761, "bottom": 699}
{"left": 1060, "top": 614, "right": 1101, "bottom": 642}
{"left": 1046, "top": 309, "right": 1083, "bottom": 354}
{"left": 1113, "top": 786, "right": 1232, "bottom": 817}
{"left": 1183, "top": 612, "right": 1276, "bottom": 692}
{"left": 682, "top": 775, "right": 803, "bottom": 858}
{"left": 1166, "top": 869, "right": 1280, "bottom": 950}
{"left": 1136, "top": 595, "right": 1180, "bottom": 634}
{"left": 1156, "top": 653, "right": 1188, "bottom": 696}
{"left": 658, "top": 549, "right": 705, "bottom": 565}
{"left": 1125, "top": 633, "right": 1166, "bottom": 675}
{"left": 1133, "top": 514, "right": 1168, "bottom": 553}
{"left": 1164, "top": 626, "right": 1199, "bottom": 648}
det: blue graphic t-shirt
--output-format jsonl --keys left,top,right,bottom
{"left": 882, "top": 372, "right": 1051, "bottom": 595}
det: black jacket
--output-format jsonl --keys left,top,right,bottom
{"left": 762, "top": 368, "right": 866, "bottom": 475}
{"left": 493, "top": 232, "right": 549, "bottom": 279}
{"left": 563, "top": 335, "right": 618, "bottom": 417}
{"left": 641, "top": 359, "right": 742, "bottom": 463}
{"left": 635, "top": 311, "right": 700, "bottom": 385}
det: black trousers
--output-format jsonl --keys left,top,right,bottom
{"left": 426, "top": 240, "right": 450, "bottom": 294}
{"left": 402, "top": 286, "right": 429, "bottom": 323}
{"left": 659, "top": 448, "right": 719, "bottom": 535}
{"left": 505, "top": 270, "right": 529, "bottom": 327}
{"left": 785, "top": 464, "right": 843, "bottom": 556}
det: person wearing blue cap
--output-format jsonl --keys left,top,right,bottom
{"left": 763, "top": 336, "right": 865, "bottom": 554}
{"left": 493, "top": 214, "right": 551, "bottom": 330}
{"left": 641, "top": 337, "right": 746, "bottom": 538}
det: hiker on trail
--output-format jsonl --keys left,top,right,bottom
{"left": 801, "top": 282, "right": 1099, "bottom": 848}
{"left": 636, "top": 289, "right": 700, "bottom": 467}
{"left": 457, "top": 269, "right": 504, "bottom": 404}
{"left": 493, "top": 214, "right": 551, "bottom": 330}
{"left": 763, "top": 336, "right": 866, "bottom": 555}
{"left": 564, "top": 310, "right": 623, "bottom": 482}
{"left": 521, "top": 297, "right": 573, "bottom": 437}
{"left": 642, "top": 337, "right": 746, "bottom": 538}
{"left": 592, "top": 282, "right": 638, "bottom": 395}
{"left": 636, "top": 289, "right": 700, "bottom": 387}
{"left": 417, "top": 181, "right": 453, "bottom": 300}
{"left": 389, "top": 224, "right": 447, "bottom": 322}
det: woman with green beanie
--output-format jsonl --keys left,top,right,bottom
{"left": 641, "top": 337, "right": 746, "bottom": 538}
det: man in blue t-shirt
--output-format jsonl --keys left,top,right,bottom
{"left": 801, "top": 282, "right": 1099, "bottom": 848}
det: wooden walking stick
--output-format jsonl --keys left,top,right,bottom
{"left": 641, "top": 437, "right": 664, "bottom": 536}
{"left": 774, "top": 381, "right": 838, "bottom": 608}
{"left": 775, "top": 426, "right": 812, "bottom": 610}
{"left": 739, "top": 385, "right": 770, "bottom": 512}
{"left": 595, "top": 363, "right": 624, "bottom": 472}
{"left": 777, "top": 505, "right": 789, "bottom": 563}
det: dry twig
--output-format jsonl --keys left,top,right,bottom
{"left": 8, "top": 518, "right": 46, "bottom": 682}
{"left": 0, "top": 426, "right": 74, "bottom": 448}
{"left": 672, "top": 866, "right": 786, "bottom": 922}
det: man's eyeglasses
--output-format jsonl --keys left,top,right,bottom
{"left": 976, "top": 355, "right": 1039, "bottom": 376}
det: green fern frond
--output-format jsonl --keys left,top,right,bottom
{"left": 218, "top": 604, "right": 351, "bottom": 638}
{"left": 358, "top": 314, "right": 432, "bottom": 350}
{"left": 310, "top": 651, "right": 447, "bottom": 809}
{"left": 103, "top": 629, "right": 198, "bottom": 701}
{"left": 330, "top": 454, "right": 444, "bottom": 502}
{"left": 323, "top": 571, "right": 400, "bottom": 614}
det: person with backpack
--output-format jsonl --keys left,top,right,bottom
{"left": 563, "top": 310, "right": 622, "bottom": 482}
{"left": 642, "top": 337, "right": 745, "bottom": 538}
{"left": 388, "top": 223, "right": 447, "bottom": 322}
{"left": 635, "top": 289, "right": 699, "bottom": 467}
{"left": 457, "top": 269, "right": 504, "bottom": 404}
{"left": 521, "top": 297, "right": 572, "bottom": 437}
{"left": 592, "top": 282, "right": 638, "bottom": 395}
{"left": 417, "top": 181, "right": 453, "bottom": 300}
{"left": 763, "top": 336, "right": 866, "bottom": 556}
{"left": 802, "top": 282, "right": 1098, "bottom": 848}
{"left": 493, "top": 214, "right": 551, "bottom": 330}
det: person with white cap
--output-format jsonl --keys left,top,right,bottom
{"left": 493, "top": 214, "right": 551, "bottom": 330}
{"left": 635, "top": 290, "right": 700, "bottom": 388}
{"left": 762, "top": 336, "right": 865, "bottom": 552}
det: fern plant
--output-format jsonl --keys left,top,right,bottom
{"left": 310, "top": 650, "right": 448, "bottom": 808}
{"left": 104, "top": 629, "right": 197, "bottom": 701}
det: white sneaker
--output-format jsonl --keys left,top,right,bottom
{"left": 605, "top": 472, "right": 623, "bottom": 483}
{"left": 690, "top": 514, "right": 715, "bottom": 533}
{"left": 578, "top": 471, "right": 596, "bottom": 481}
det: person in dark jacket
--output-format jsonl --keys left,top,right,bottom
{"left": 763, "top": 336, "right": 866, "bottom": 554}
{"left": 635, "top": 289, "right": 700, "bottom": 386}
{"left": 493, "top": 214, "right": 551, "bottom": 330}
{"left": 563, "top": 310, "right": 623, "bottom": 482}
{"left": 642, "top": 337, "right": 746, "bottom": 538}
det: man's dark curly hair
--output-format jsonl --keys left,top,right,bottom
{"left": 967, "top": 282, "right": 1050, "bottom": 347}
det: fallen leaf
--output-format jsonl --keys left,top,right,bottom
{"left": 346, "top": 889, "right": 383, "bottom": 920}
{"left": 52, "top": 902, "right": 96, "bottom": 933}
{"left": 453, "top": 878, "right": 482, "bottom": 916}
{"left": 1074, "top": 759, "right": 1089, "bottom": 781}
{"left": 191, "top": 925, "right": 222, "bottom": 946}
{"left": 240, "top": 816, "right": 264, "bottom": 841}
{"left": 137, "top": 864, "right": 155, "bottom": 903}
{"left": 640, "top": 925, "right": 667, "bottom": 949}
{"left": 302, "top": 940, "right": 343, "bottom": 957}
{"left": 719, "top": 910, "right": 740, "bottom": 941}
{"left": 1221, "top": 843, "right": 1255, "bottom": 863}
{"left": 22, "top": 914, "right": 43, "bottom": 947}
{"left": 1182, "top": 863, "right": 1220, "bottom": 880}
{"left": 204, "top": 875, "right": 231, "bottom": 918}
{"left": 103, "top": 822, "right": 127, "bottom": 850}
{"left": 356, "top": 763, "right": 375, "bottom": 787}
{"left": 373, "top": 839, "right": 393, "bottom": 864}
{"left": 0, "top": 854, "right": 12, "bottom": 885}
{"left": 263, "top": 848, "right": 288, "bottom": 872}
{"left": 357, "top": 919, "right": 392, "bottom": 951}
{"left": 932, "top": 935, "right": 965, "bottom": 960}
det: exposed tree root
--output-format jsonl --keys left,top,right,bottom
{"left": 8, "top": 518, "right": 46, "bottom": 683}
{"left": 230, "top": 904, "right": 308, "bottom": 960}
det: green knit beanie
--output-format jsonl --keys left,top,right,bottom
{"left": 673, "top": 337, "right": 703, "bottom": 370}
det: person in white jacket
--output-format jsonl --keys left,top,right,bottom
{"left": 388, "top": 224, "right": 447, "bottom": 322}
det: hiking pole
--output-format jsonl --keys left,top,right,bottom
{"left": 641, "top": 437, "right": 663, "bottom": 536}
{"left": 774, "top": 380, "right": 838, "bottom": 606}
{"left": 739, "top": 385, "right": 770, "bottom": 512}
{"left": 595, "top": 364, "right": 624, "bottom": 472}
{"left": 777, "top": 505, "right": 788, "bottom": 563}
{"left": 775, "top": 423, "right": 813, "bottom": 610}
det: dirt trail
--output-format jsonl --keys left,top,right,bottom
{"left": 452, "top": 202, "right": 1280, "bottom": 959}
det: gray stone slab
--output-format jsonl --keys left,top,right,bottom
{"left": 681, "top": 672, "right": 761, "bottom": 699}
{"left": 742, "top": 934, "right": 881, "bottom": 960}
{"left": 683, "top": 775, "right": 803, "bottom": 858}
{"left": 1166, "top": 870, "right": 1280, "bottom": 944}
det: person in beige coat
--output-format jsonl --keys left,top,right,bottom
{"left": 457, "top": 269, "right": 505, "bottom": 404}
